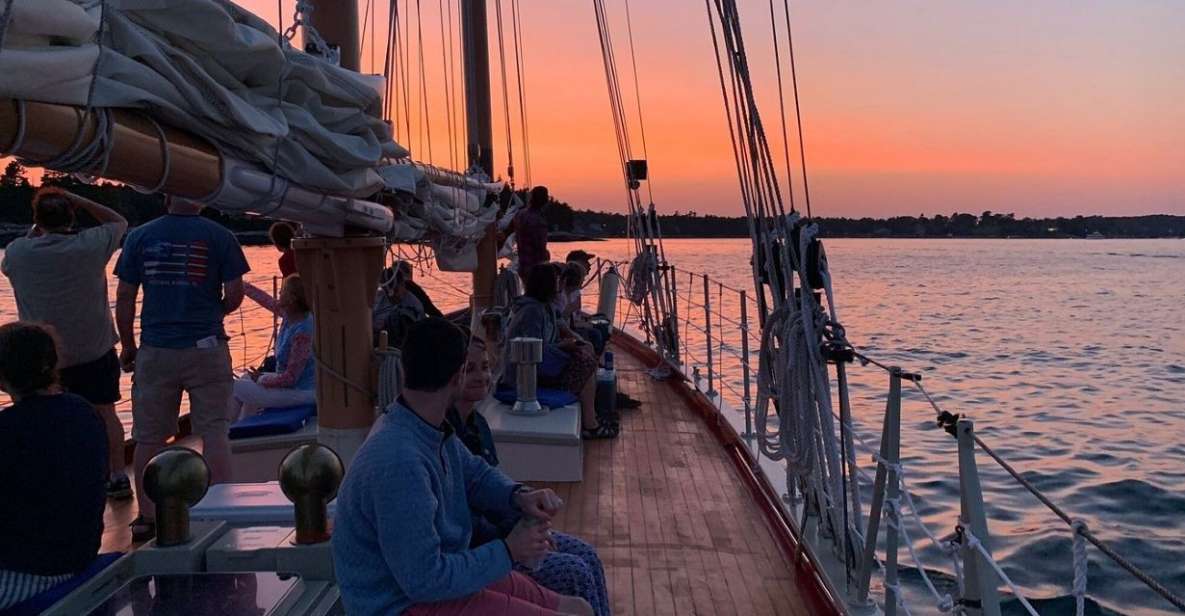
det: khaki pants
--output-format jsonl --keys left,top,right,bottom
{"left": 131, "top": 343, "right": 233, "bottom": 443}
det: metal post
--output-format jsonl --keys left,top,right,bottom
{"left": 740, "top": 290, "right": 753, "bottom": 438}
{"left": 957, "top": 419, "right": 1003, "bottom": 616}
{"left": 855, "top": 368, "right": 903, "bottom": 611}
{"left": 703, "top": 274, "right": 716, "bottom": 398}
{"left": 836, "top": 360, "right": 863, "bottom": 564}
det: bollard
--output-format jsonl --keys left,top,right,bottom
{"left": 143, "top": 447, "right": 210, "bottom": 547}
{"left": 509, "top": 337, "right": 544, "bottom": 416}
{"left": 280, "top": 444, "right": 345, "bottom": 545}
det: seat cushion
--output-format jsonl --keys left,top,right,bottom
{"left": 1, "top": 552, "right": 123, "bottom": 616}
{"left": 494, "top": 385, "right": 578, "bottom": 409}
{"left": 229, "top": 404, "right": 317, "bottom": 440}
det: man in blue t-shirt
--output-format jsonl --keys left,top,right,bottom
{"left": 114, "top": 197, "right": 250, "bottom": 541}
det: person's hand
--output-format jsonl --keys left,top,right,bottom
{"left": 119, "top": 345, "right": 137, "bottom": 373}
{"left": 514, "top": 488, "right": 564, "bottom": 521}
{"left": 504, "top": 517, "right": 552, "bottom": 565}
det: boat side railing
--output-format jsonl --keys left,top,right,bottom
{"left": 604, "top": 262, "right": 1185, "bottom": 616}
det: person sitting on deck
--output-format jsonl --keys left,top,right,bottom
{"left": 0, "top": 323, "right": 107, "bottom": 610}
{"left": 1, "top": 187, "right": 132, "bottom": 500}
{"left": 114, "top": 196, "right": 250, "bottom": 542}
{"left": 332, "top": 318, "right": 594, "bottom": 616}
{"left": 448, "top": 336, "right": 611, "bottom": 616}
{"left": 556, "top": 262, "right": 607, "bottom": 359}
{"left": 512, "top": 186, "right": 551, "bottom": 283}
{"left": 269, "top": 221, "right": 298, "bottom": 278}
{"left": 503, "top": 265, "right": 618, "bottom": 440}
{"left": 228, "top": 274, "right": 315, "bottom": 421}
{"left": 397, "top": 261, "right": 444, "bottom": 319}
{"left": 373, "top": 264, "right": 426, "bottom": 345}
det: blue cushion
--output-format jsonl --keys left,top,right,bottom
{"left": 1, "top": 552, "right": 123, "bottom": 616}
{"left": 229, "top": 404, "right": 317, "bottom": 440}
{"left": 494, "top": 385, "right": 578, "bottom": 409}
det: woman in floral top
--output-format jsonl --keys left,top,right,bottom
{"left": 228, "top": 274, "right": 315, "bottom": 420}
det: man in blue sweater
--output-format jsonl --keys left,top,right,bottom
{"left": 332, "top": 318, "right": 593, "bottom": 616}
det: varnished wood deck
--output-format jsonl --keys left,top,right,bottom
{"left": 101, "top": 342, "right": 819, "bottom": 615}
{"left": 536, "top": 344, "right": 811, "bottom": 616}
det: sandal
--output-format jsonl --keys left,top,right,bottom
{"left": 582, "top": 422, "right": 619, "bottom": 440}
{"left": 130, "top": 516, "right": 156, "bottom": 543}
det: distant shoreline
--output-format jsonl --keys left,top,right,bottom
{"left": 2, "top": 228, "right": 1182, "bottom": 249}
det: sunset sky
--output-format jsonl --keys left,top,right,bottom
{"left": 38, "top": 2, "right": 1185, "bottom": 217}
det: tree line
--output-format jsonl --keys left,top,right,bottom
{"left": 3, "top": 161, "right": 1182, "bottom": 241}
{"left": 566, "top": 207, "right": 1185, "bottom": 239}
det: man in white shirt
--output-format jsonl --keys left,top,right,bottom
{"left": 2, "top": 187, "right": 132, "bottom": 499}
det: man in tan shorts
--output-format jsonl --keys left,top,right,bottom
{"left": 114, "top": 197, "right": 249, "bottom": 541}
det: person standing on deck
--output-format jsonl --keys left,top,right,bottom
{"left": 269, "top": 221, "right": 298, "bottom": 278}
{"left": 1, "top": 187, "right": 132, "bottom": 500}
{"left": 114, "top": 196, "right": 249, "bottom": 541}
{"left": 332, "top": 318, "right": 593, "bottom": 616}
{"left": 513, "top": 186, "right": 551, "bottom": 283}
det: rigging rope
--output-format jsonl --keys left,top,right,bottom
{"left": 766, "top": 0, "right": 796, "bottom": 214}
{"left": 438, "top": 0, "right": 457, "bottom": 169}
{"left": 591, "top": 0, "right": 680, "bottom": 368}
{"left": 780, "top": 0, "right": 812, "bottom": 218}
{"left": 414, "top": 0, "right": 433, "bottom": 162}
{"left": 510, "top": 0, "right": 532, "bottom": 186}
{"left": 493, "top": 0, "right": 516, "bottom": 184}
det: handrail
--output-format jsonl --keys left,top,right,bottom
{"left": 611, "top": 267, "right": 1185, "bottom": 615}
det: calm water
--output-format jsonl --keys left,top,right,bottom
{"left": 1, "top": 237, "right": 1183, "bottom": 614}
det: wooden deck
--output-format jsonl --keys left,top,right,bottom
{"left": 101, "top": 342, "right": 820, "bottom": 615}
{"left": 536, "top": 344, "right": 812, "bottom": 616}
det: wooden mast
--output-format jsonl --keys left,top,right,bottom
{"left": 292, "top": 3, "right": 384, "bottom": 468}
{"left": 461, "top": 0, "right": 498, "bottom": 312}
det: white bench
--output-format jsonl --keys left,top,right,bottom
{"left": 229, "top": 421, "right": 319, "bottom": 483}
{"left": 481, "top": 399, "right": 583, "bottom": 482}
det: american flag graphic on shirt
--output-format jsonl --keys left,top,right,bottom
{"left": 142, "top": 240, "right": 210, "bottom": 286}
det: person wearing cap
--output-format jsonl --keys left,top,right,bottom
{"left": 564, "top": 250, "right": 594, "bottom": 270}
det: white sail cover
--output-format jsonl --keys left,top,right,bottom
{"left": 0, "top": 0, "right": 406, "bottom": 197}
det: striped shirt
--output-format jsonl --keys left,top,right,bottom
{"left": 0, "top": 569, "right": 71, "bottom": 609}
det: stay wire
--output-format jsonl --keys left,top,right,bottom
{"left": 510, "top": 0, "right": 532, "bottom": 186}
{"left": 438, "top": 0, "right": 457, "bottom": 169}
{"left": 621, "top": 0, "right": 655, "bottom": 206}
{"left": 782, "top": 0, "right": 812, "bottom": 218}
{"left": 414, "top": 0, "right": 433, "bottom": 162}
{"left": 767, "top": 0, "right": 796, "bottom": 214}
{"left": 493, "top": 0, "right": 516, "bottom": 183}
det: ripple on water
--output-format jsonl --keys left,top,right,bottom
{"left": 1069, "top": 479, "right": 1185, "bottom": 522}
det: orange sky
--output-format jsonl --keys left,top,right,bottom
{"left": 23, "top": 1, "right": 1185, "bottom": 217}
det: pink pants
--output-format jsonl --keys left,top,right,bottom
{"left": 403, "top": 572, "right": 563, "bottom": 616}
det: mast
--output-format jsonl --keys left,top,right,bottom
{"left": 292, "top": 3, "right": 384, "bottom": 468}
{"left": 307, "top": 0, "right": 360, "bottom": 70}
{"left": 461, "top": 0, "right": 498, "bottom": 311}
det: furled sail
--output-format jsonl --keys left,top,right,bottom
{"left": 0, "top": 0, "right": 499, "bottom": 257}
